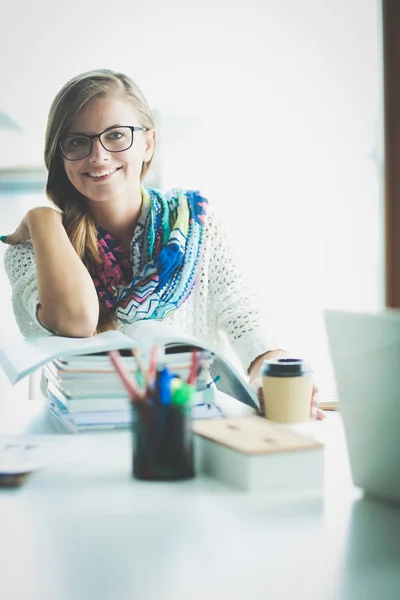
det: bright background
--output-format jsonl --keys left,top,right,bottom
{"left": 0, "top": 0, "right": 382, "bottom": 401}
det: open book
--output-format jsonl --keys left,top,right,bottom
{"left": 0, "top": 320, "right": 260, "bottom": 412}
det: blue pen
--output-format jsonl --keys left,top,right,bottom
{"left": 159, "top": 365, "right": 172, "bottom": 405}
{"left": 153, "top": 365, "right": 172, "bottom": 455}
{"left": 197, "top": 375, "right": 221, "bottom": 392}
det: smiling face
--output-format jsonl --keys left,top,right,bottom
{"left": 62, "top": 94, "right": 154, "bottom": 205}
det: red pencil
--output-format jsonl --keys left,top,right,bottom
{"left": 148, "top": 344, "right": 161, "bottom": 386}
{"left": 108, "top": 351, "right": 146, "bottom": 403}
{"left": 187, "top": 349, "right": 198, "bottom": 386}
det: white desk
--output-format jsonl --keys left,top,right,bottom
{"left": 0, "top": 399, "right": 399, "bottom": 600}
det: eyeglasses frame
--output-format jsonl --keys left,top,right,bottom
{"left": 59, "top": 125, "right": 149, "bottom": 161}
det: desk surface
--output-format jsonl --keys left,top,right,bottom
{"left": 0, "top": 399, "right": 399, "bottom": 600}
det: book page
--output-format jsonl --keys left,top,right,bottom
{"left": 124, "top": 320, "right": 205, "bottom": 350}
{"left": 0, "top": 330, "right": 141, "bottom": 385}
{"left": 126, "top": 321, "right": 260, "bottom": 412}
{"left": 210, "top": 356, "right": 260, "bottom": 412}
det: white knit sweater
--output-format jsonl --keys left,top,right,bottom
{"left": 4, "top": 210, "right": 278, "bottom": 373}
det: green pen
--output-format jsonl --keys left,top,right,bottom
{"left": 171, "top": 380, "right": 195, "bottom": 411}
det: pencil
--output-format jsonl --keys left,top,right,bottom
{"left": 108, "top": 351, "right": 146, "bottom": 403}
{"left": 187, "top": 349, "right": 198, "bottom": 386}
{"left": 131, "top": 348, "right": 153, "bottom": 392}
{"left": 148, "top": 344, "right": 161, "bottom": 386}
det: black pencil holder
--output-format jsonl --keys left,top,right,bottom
{"left": 132, "top": 403, "right": 195, "bottom": 481}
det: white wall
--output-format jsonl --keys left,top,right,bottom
{"left": 0, "top": 0, "right": 382, "bottom": 394}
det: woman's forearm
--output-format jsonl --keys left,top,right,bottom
{"left": 28, "top": 207, "right": 99, "bottom": 337}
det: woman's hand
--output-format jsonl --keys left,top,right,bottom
{"left": 311, "top": 384, "right": 325, "bottom": 420}
{"left": 1, "top": 214, "right": 31, "bottom": 245}
{"left": 1, "top": 208, "right": 62, "bottom": 245}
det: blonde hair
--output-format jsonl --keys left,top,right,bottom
{"left": 44, "top": 69, "right": 156, "bottom": 332}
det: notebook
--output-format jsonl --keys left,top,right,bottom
{"left": 324, "top": 308, "right": 400, "bottom": 504}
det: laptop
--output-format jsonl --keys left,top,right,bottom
{"left": 324, "top": 308, "right": 400, "bottom": 504}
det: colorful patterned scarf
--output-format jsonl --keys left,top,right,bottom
{"left": 90, "top": 187, "right": 208, "bottom": 323}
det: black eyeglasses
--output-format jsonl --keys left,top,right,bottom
{"left": 59, "top": 125, "right": 149, "bottom": 161}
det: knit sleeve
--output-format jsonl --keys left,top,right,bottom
{"left": 4, "top": 242, "right": 52, "bottom": 337}
{"left": 206, "top": 211, "right": 281, "bottom": 371}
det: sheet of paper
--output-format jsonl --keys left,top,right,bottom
{"left": 0, "top": 435, "right": 73, "bottom": 474}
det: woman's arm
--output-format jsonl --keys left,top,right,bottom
{"left": 4, "top": 207, "right": 99, "bottom": 337}
{"left": 204, "top": 211, "right": 324, "bottom": 419}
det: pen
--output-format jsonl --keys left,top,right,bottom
{"left": 197, "top": 375, "right": 221, "bottom": 391}
{"left": 148, "top": 344, "right": 161, "bottom": 387}
{"left": 158, "top": 365, "right": 172, "bottom": 405}
{"left": 172, "top": 380, "right": 195, "bottom": 411}
{"left": 187, "top": 350, "right": 198, "bottom": 386}
{"left": 108, "top": 351, "right": 146, "bottom": 403}
{"left": 131, "top": 348, "right": 153, "bottom": 393}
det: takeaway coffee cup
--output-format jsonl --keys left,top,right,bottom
{"left": 261, "top": 358, "right": 313, "bottom": 423}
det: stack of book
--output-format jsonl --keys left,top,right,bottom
{"left": 44, "top": 349, "right": 215, "bottom": 432}
{"left": 0, "top": 320, "right": 261, "bottom": 433}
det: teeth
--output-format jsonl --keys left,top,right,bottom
{"left": 87, "top": 167, "right": 118, "bottom": 178}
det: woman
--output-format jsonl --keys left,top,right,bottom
{"left": 1, "top": 69, "right": 322, "bottom": 418}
